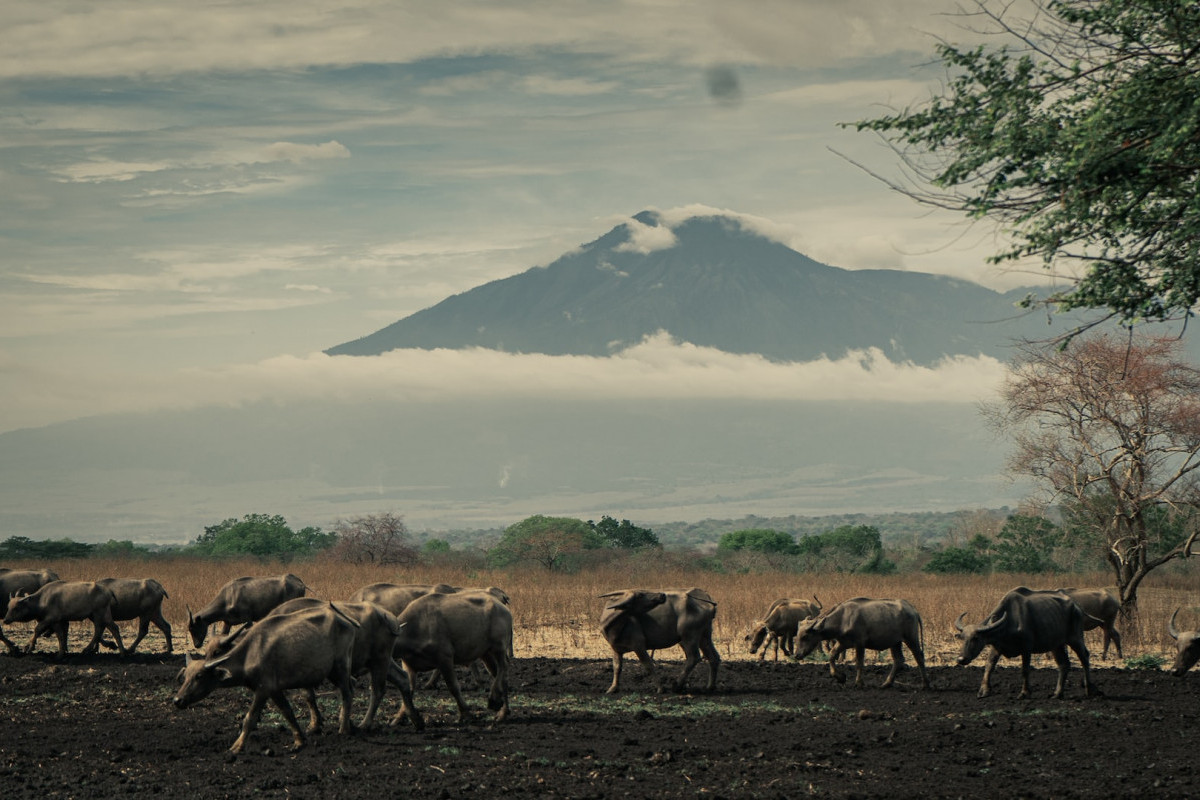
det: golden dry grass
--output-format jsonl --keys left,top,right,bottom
{"left": 5, "top": 557, "right": 1197, "bottom": 664}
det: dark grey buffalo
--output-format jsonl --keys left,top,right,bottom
{"left": 598, "top": 588, "right": 719, "bottom": 695}
{"left": 97, "top": 577, "right": 172, "bottom": 653}
{"left": 0, "top": 569, "right": 59, "bottom": 653}
{"left": 347, "top": 583, "right": 458, "bottom": 616}
{"left": 173, "top": 602, "right": 358, "bottom": 753}
{"left": 745, "top": 596, "right": 822, "bottom": 661}
{"left": 1057, "top": 587, "right": 1123, "bottom": 659}
{"left": 954, "top": 586, "right": 1099, "bottom": 699}
{"left": 792, "top": 597, "right": 929, "bottom": 689}
{"left": 187, "top": 573, "right": 306, "bottom": 647}
{"left": 1166, "top": 608, "right": 1200, "bottom": 677}
{"left": 391, "top": 588, "right": 513, "bottom": 724}
{"left": 4, "top": 580, "right": 127, "bottom": 656}
{"left": 205, "top": 596, "right": 424, "bottom": 731}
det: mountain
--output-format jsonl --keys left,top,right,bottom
{"left": 327, "top": 210, "right": 1057, "bottom": 364}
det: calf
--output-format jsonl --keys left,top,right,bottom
{"left": 98, "top": 577, "right": 172, "bottom": 653}
{"left": 599, "top": 588, "right": 719, "bottom": 694}
{"left": 745, "top": 595, "right": 822, "bottom": 661}
{"left": 793, "top": 597, "right": 929, "bottom": 689}
{"left": 173, "top": 602, "right": 358, "bottom": 753}
{"left": 0, "top": 569, "right": 59, "bottom": 653}
{"left": 4, "top": 580, "right": 127, "bottom": 656}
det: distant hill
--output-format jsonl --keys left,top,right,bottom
{"left": 328, "top": 210, "right": 1062, "bottom": 364}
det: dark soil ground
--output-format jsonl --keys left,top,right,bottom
{"left": 0, "top": 650, "right": 1195, "bottom": 799}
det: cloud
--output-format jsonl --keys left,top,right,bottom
{"left": 615, "top": 217, "right": 679, "bottom": 254}
{"left": 51, "top": 141, "right": 349, "bottom": 185}
{"left": 0, "top": 332, "right": 1006, "bottom": 432}
{"left": 259, "top": 140, "right": 350, "bottom": 163}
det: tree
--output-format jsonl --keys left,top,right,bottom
{"left": 853, "top": 1, "right": 1200, "bottom": 326}
{"left": 923, "top": 547, "right": 991, "bottom": 574}
{"left": 589, "top": 516, "right": 660, "bottom": 549}
{"left": 328, "top": 512, "right": 418, "bottom": 565}
{"left": 193, "top": 513, "right": 335, "bottom": 560}
{"left": 0, "top": 536, "right": 94, "bottom": 559}
{"left": 990, "top": 514, "right": 1063, "bottom": 573}
{"left": 717, "top": 529, "right": 798, "bottom": 555}
{"left": 489, "top": 515, "right": 604, "bottom": 571}
{"left": 984, "top": 335, "right": 1200, "bottom": 612}
{"left": 796, "top": 525, "right": 894, "bottom": 573}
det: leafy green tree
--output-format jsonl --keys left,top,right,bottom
{"left": 93, "top": 539, "right": 153, "bottom": 559}
{"left": 717, "top": 529, "right": 798, "bottom": 555}
{"left": 990, "top": 515, "right": 1062, "bottom": 573}
{"left": 193, "top": 514, "right": 335, "bottom": 560}
{"left": 489, "top": 515, "right": 604, "bottom": 571}
{"left": 797, "top": 525, "right": 894, "bottom": 573}
{"left": 589, "top": 516, "right": 660, "bottom": 549}
{"left": 422, "top": 538, "right": 452, "bottom": 555}
{"left": 0, "top": 536, "right": 94, "bottom": 559}
{"left": 923, "top": 547, "right": 991, "bottom": 574}
{"left": 854, "top": 0, "right": 1200, "bottom": 326}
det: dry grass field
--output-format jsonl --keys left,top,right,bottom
{"left": 5, "top": 555, "right": 1198, "bottom": 663}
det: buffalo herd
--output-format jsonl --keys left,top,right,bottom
{"left": 1, "top": 568, "right": 1198, "bottom": 753}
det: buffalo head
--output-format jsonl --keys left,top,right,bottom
{"left": 1167, "top": 608, "right": 1200, "bottom": 677}
{"left": 953, "top": 611, "right": 1008, "bottom": 666}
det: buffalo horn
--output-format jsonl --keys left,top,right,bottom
{"left": 978, "top": 612, "right": 1007, "bottom": 633}
{"left": 953, "top": 612, "right": 967, "bottom": 632}
{"left": 812, "top": 594, "right": 822, "bottom": 610}
{"left": 1169, "top": 607, "right": 1182, "bottom": 641}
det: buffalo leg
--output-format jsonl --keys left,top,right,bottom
{"left": 332, "top": 661, "right": 354, "bottom": 734}
{"left": 827, "top": 642, "right": 847, "bottom": 684}
{"left": 1018, "top": 652, "right": 1034, "bottom": 699}
{"left": 606, "top": 651, "right": 625, "bottom": 694}
{"left": 1049, "top": 647, "right": 1070, "bottom": 699}
{"left": 699, "top": 631, "right": 720, "bottom": 692}
{"left": 853, "top": 646, "right": 867, "bottom": 688}
{"left": 102, "top": 614, "right": 127, "bottom": 655}
{"left": 674, "top": 641, "right": 703, "bottom": 692}
{"left": 1068, "top": 638, "right": 1100, "bottom": 697}
{"left": 267, "top": 691, "right": 307, "bottom": 751}
{"left": 385, "top": 660, "right": 424, "bottom": 730}
{"left": 482, "top": 651, "right": 509, "bottom": 721}
{"left": 229, "top": 693, "right": 269, "bottom": 754}
{"left": 1103, "top": 625, "right": 1122, "bottom": 660}
{"left": 882, "top": 645, "right": 904, "bottom": 688}
{"left": 152, "top": 613, "right": 173, "bottom": 653}
{"left": 389, "top": 663, "right": 423, "bottom": 726}
{"left": 0, "top": 626, "right": 21, "bottom": 654}
{"left": 978, "top": 647, "right": 1002, "bottom": 697}
{"left": 906, "top": 638, "right": 931, "bottom": 689}
{"left": 360, "top": 663, "right": 388, "bottom": 730}
{"left": 440, "top": 663, "right": 474, "bottom": 722}
{"left": 299, "top": 688, "right": 322, "bottom": 734}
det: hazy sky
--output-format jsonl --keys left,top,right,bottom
{"left": 0, "top": 1, "right": 1032, "bottom": 434}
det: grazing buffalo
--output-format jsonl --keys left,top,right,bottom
{"left": 0, "top": 569, "right": 59, "bottom": 653}
{"left": 187, "top": 573, "right": 306, "bottom": 647}
{"left": 97, "top": 577, "right": 172, "bottom": 653}
{"left": 391, "top": 588, "right": 513, "bottom": 724}
{"left": 745, "top": 596, "right": 822, "bottom": 661}
{"left": 173, "top": 602, "right": 358, "bottom": 753}
{"left": 207, "top": 597, "right": 423, "bottom": 731}
{"left": 4, "top": 580, "right": 126, "bottom": 656}
{"left": 1057, "top": 587, "right": 1123, "bottom": 659}
{"left": 599, "top": 588, "right": 719, "bottom": 695}
{"left": 1167, "top": 608, "right": 1200, "bottom": 677}
{"left": 954, "top": 586, "right": 1099, "bottom": 699}
{"left": 793, "top": 597, "right": 929, "bottom": 689}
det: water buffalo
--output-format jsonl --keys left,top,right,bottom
{"left": 4, "top": 580, "right": 127, "bottom": 656}
{"left": 792, "top": 597, "right": 929, "bottom": 689}
{"left": 97, "top": 577, "right": 172, "bottom": 653}
{"left": 745, "top": 595, "right": 822, "bottom": 661}
{"left": 347, "top": 583, "right": 457, "bottom": 616}
{"left": 0, "top": 569, "right": 59, "bottom": 653}
{"left": 391, "top": 588, "right": 513, "bottom": 724}
{"left": 173, "top": 602, "right": 358, "bottom": 753}
{"left": 187, "top": 573, "right": 306, "bottom": 647}
{"left": 954, "top": 586, "right": 1099, "bottom": 699}
{"left": 206, "top": 596, "right": 423, "bottom": 731}
{"left": 1056, "top": 587, "right": 1123, "bottom": 659}
{"left": 1166, "top": 608, "right": 1200, "bottom": 677}
{"left": 598, "top": 587, "right": 719, "bottom": 695}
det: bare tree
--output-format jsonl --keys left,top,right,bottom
{"left": 329, "top": 512, "right": 418, "bottom": 566}
{"left": 984, "top": 335, "right": 1200, "bottom": 614}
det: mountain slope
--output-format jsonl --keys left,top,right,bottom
{"left": 327, "top": 210, "right": 1053, "bottom": 364}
